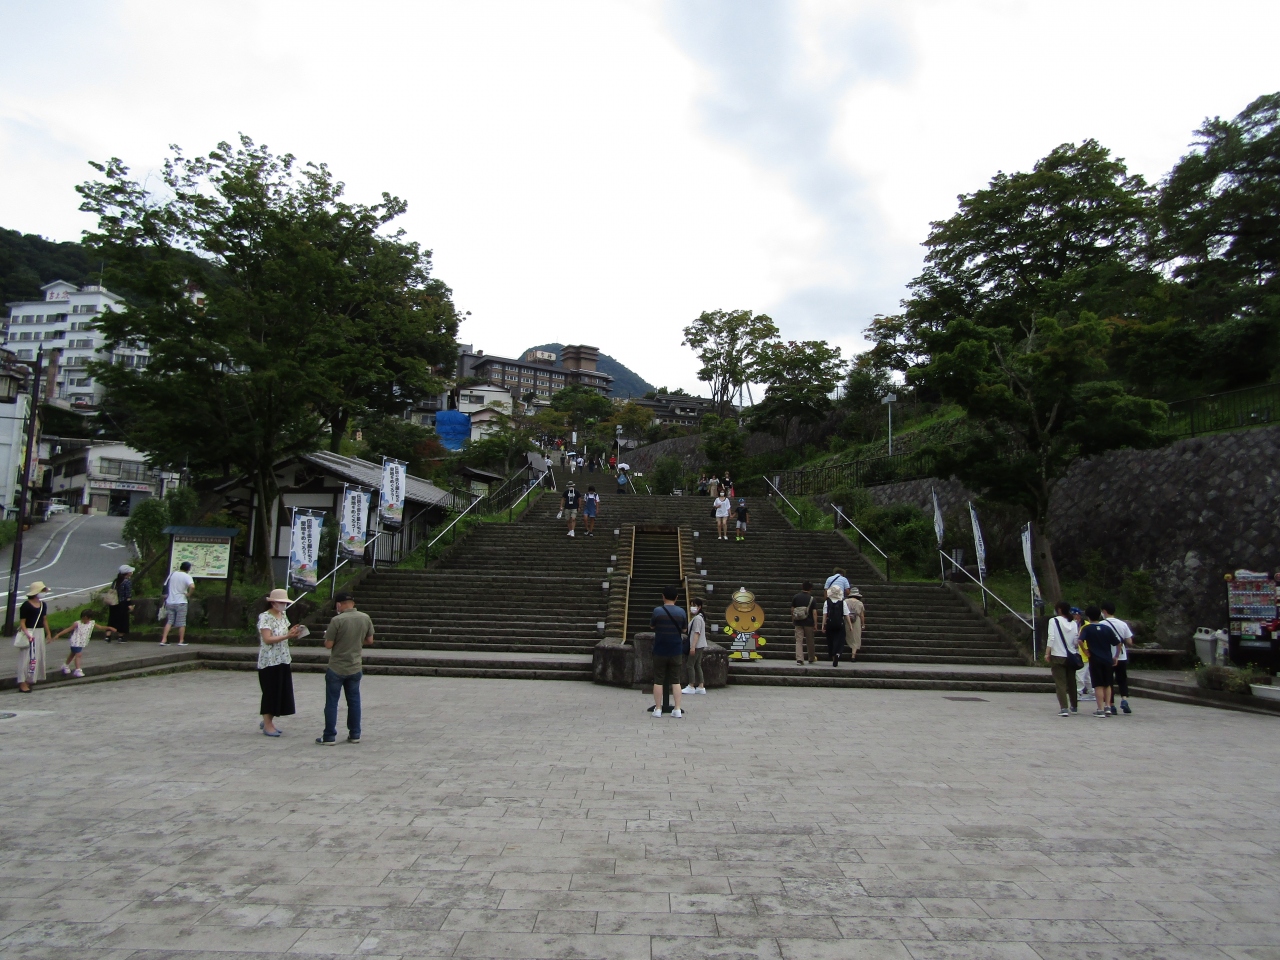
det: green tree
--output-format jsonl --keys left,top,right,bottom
{"left": 915, "top": 313, "right": 1166, "bottom": 601}
{"left": 549, "top": 384, "right": 612, "bottom": 431}
{"left": 77, "top": 136, "right": 455, "bottom": 579}
{"left": 650, "top": 455, "right": 684, "bottom": 495}
{"left": 356, "top": 414, "right": 444, "bottom": 478}
{"left": 747, "top": 340, "right": 845, "bottom": 443}
{"left": 1152, "top": 92, "right": 1280, "bottom": 389}
{"left": 699, "top": 414, "right": 746, "bottom": 478}
{"left": 682, "top": 309, "right": 780, "bottom": 416}
{"left": 122, "top": 497, "right": 170, "bottom": 564}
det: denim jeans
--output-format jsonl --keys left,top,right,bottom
{"left": 323, "top": 669, "right": 362, "bottom": 741}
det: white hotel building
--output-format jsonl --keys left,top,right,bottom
{"left": 2, "top": 279, "right": 150, "bottom": 407}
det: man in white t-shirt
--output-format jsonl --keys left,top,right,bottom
{"left": 713, "top": 494, "right": 731, "bottom": 540}
{"left": 1101, "top": 601, "right": 1134, "bottom": 715}
{"left": 160, "top": 561, "right": 196, "bottom": 646}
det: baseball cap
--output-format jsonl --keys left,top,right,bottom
{"left": 333, "top": 592, "right": 355, "bottom": 603}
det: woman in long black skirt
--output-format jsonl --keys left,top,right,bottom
{"left": 821, "top": 584, "right": 853, "bottom": 667}
{"left": 257, "top": 588, "right": 301, "bottom": 737}
{"left": 106, "top": 565, "right": 134, "bottom": 642}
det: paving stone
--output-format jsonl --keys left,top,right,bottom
{"left": 3, "top": 671, "right": 1280, "bottom": 959}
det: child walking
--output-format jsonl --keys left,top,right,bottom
{"left": 55, "top": 609, "right": 106, "bottom": 678}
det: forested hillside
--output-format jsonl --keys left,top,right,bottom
{"left": 0, "top": 227, "right": 93, "bottom": 305}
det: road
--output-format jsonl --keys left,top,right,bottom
{"left": 0, "top": 513, "right": 134, "bottom": 612}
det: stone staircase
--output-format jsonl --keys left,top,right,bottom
{"left": 275, "top": 465, "right": 1039, "bottom": 687}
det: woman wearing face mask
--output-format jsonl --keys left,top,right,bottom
{"left": 682, "top": 596, "right": 708, "bottom": 695}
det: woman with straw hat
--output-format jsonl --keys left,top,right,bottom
{"left": 257, "top": 588, "right": 302, "bottom": 736}
{"left": 14, "top": 582, "right": 52, "bottom": 692}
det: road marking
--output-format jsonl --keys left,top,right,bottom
{"left": 100, "top": 542, "right": 126, "bottom": 550}
{"left": 0, "top": 519, "right": 104, "bottom": 601}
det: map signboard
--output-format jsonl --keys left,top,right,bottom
{"left": 169, "top": 535, "right": 232, "bottom": 579}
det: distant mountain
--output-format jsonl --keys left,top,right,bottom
{"left": 0, "top": 227, "right": 93, "bottom": 306}
{"left": 523, "top": 343, "right": 655, "bottom": 399}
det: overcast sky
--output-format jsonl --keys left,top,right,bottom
{"left": 1, "top": 0, "right": 1277, "bottom": 393}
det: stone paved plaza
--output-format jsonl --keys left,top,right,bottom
{"left": 2, "top": 672, "right": 1279, "bottom": 959}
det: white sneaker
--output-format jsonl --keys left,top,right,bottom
{"left": 72, "top": 668, "right": 84, "bottom": 678}
{"left": 681, "top": 685, "right": 695, "bottom": 694}
{"left": 695, "top": 687, "right": 707, "bottom": 695}
{"left": 567, "top": 530, "right": 575, "bottom": 537}
{"left": 671, "top": 708, "right": 683, "bottom": 718}
{"left": 650, "top": 707, "right": 662, "bottom": 718}
{"left": 61, "top": 664, "right": 71, "bottom": 675}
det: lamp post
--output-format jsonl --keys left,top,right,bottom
{"left": 881, "top": 393, "right": 897, "bottom": 455}
{"left": 4, "top": 349, "right": 43, "bottom": 635}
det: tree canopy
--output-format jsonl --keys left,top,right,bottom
{"left": 77, "top": 136, "right": 458, "bottom": 578}
{"left": 682, "top": 309, "right": 779, "bottom": 415}
{"left": 747, "top": 339, "right": 845, "bottom": 444}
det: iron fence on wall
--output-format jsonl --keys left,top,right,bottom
{"left": 1166, "top": 381, "right": 1279, "bottom": 438}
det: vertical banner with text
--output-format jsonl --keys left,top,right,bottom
{"left": 380, "top": 459, "right": 406, "bottom": 528}
{"left": 1021, "top": 522, "right": 1041, "bottom": 602}
{"left": 339, "top": 485, "right": 372, "bottom": 562}
{"left": 968, "top": 502, "right": 987, "bottom": 580}
{"left": 288, "top": 509, "right": 324, "bottom": 592}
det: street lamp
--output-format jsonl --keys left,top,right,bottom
{"left": 882, "top": 393, "right": 897, "bottom": 455}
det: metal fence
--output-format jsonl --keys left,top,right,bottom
{"left": 1167, "top": 381, "right": 1279, "bottom": 438}
{"left": 369, "top": 509, "right": 433, "bottom": 566}
{"left": 775, "top": 445, "right": 953, "bottom": 496}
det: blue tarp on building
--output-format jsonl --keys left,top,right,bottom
{"left": 435, "top": 409, "right": 471, "bottom": 450}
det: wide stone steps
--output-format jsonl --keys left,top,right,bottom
{"left": 726, "top": 661, "right": 1054, "bottom": 691}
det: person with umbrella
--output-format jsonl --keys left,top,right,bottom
{"left": 14, "top": 582, "right": 52, "bottom": 693}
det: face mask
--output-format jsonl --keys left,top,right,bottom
{"left": 691, "top": 606, "right": 700, "bottom": 614}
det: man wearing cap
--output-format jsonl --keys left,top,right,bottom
{"left": 317, "top": 592, "right": 375, "bottom": 745}
{"left": 561, "top": 482, "right": 582, "bottom": 537}
{"left": 160, "top": 561, "right": 195, "bottom": 646}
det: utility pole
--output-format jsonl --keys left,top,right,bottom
{"left": 5, "top": 349, "right": 44, "bottom": 634}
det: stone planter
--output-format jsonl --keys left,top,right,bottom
{"left": 1250, "top": 683, "right": 1280, "bottom": 702}
{"left": 593, "top": 634, "right": 727, "bottom": 689}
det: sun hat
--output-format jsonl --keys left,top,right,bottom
{"left": 826, "top": 583, "right": 845, "bottom": 601}
{"left": 118, "top": 565, "right": 135, "bottom": 575}
{"left": 847, "top": 586, "right": 862, "bottom": 597}
{"left": 265, "top": 588, "right": 290, "bottom": 604}
{"left": 25, "top": 581, "right": 50, "bottom": 595}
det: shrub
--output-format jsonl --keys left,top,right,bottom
{"left": 1196, "top": 664, "right": 1271, "bottom": 694}
{"left": 650, "top": 455, "right": 683, "bottom": 495}
{"left": 1120, "top": 569, "right": 1156, "bottom": 619}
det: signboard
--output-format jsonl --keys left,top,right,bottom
{"left": 169, "top": 535, "right": 232, "bottom": 579}
{"left": 339, "top": 485, "right": 371, "bottom": 562}
{"left": 288, "top": 511, "right": 323, "bottom": 592}
{"left": 92, "top": 481, "right": 153, "bottom": 492}
{"left": 968, "top": 502, "right": 987, "bottom": 579}
{"left": 380, "top": 458, "right": 406, "bottom": 528}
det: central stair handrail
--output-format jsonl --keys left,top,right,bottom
{"left": 830, "top": 504, "right": 893, "bottom": 583}
{"left": 938, "top": 549, "right": 1032, "bottom": 630}
{"left": 621, "top": 525, "right": 636, "bottom": 643}
{"left": 426, "top": 493, "right": 485, "bottom": 552}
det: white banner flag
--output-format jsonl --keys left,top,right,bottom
{"left": 931, "top": 487, "right": 945, "bottom": 546}
{"left": 968, "top": 502, "right": 987, "bottom": 579}
{"left": 339, "top": 485, "right": 372, "bottom": 562}
{"left": 288, "top": 510, "right": 323, "bottom": 592}
{"left": 380, "top": 459, "right": 406, "bottom": 528}
{"left": 1021, "top": 522, "right": 1041, "bottom": 602}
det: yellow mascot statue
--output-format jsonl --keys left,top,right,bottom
{"left": 724, "top": 586, "right": 767, "bottom": 660}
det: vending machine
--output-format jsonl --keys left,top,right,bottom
{"left": 1225, "top": 570, "right": 1279, "bottom": 670}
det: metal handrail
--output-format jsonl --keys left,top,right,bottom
{"left": 508, "top": 471, "right": 548, "bottom": 517}
{"left": 310, "top": 529, "right": 389, "bottom": 600}
{"left": 830, "top": 504, "right": 892, "bottom": 583}
{"left": 762, "top": 475, "right": 801, "bottom": 517}
{"left": 426, "top": 494, "right": 485, "bottom": 551}
{"left": 938, "top": 550, "right": 1032, "bottom": 630}
{"left": 621, "top": 525, "right": 636, "bottom": 643}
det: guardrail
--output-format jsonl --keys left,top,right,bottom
{"left": 831, "top": 505, "right": 893, "bottom": 583}
{"left": 762, "top": 474, "right": 802, "bottom": 518}
{"left": 1167, "top": 381, "right": 1279, "bottom": 438}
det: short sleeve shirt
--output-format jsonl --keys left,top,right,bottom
{"left": 167, "top": 571, "right": 195, "bottom": 605}
{"left": 1080, "top": 622, "right": 1118, "bottom": 664}
{"left": 791, "top": 592, "right": 819, "bottom": 626}
{"left": 325, "top": 609, "right": 374, "bottom": 676}
{"left": 650, "top": 605, "right": 687, "bottom": 658}
{"left": 257, "top": 610, "right": 293, "bottom": 669}
{"left": 1105, "top": 617, "right": 1133, "bottom": 661}
{"left": 714, "top": 497, "right": 730, "bottom": 517}
{"left": 70, "top": 620, "right": 95, "bottom": 648}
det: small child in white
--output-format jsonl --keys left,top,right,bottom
{"left": 54, "top": 609, "right": 106, "bottom": 678}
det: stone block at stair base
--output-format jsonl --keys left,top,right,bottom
{"left": 204, "top": 596, "right": 245, "bottom": 629}
{"left": 592, "top": 637, "right": 636, "bottom": 687}
{"left": 593, "top": 634, "right": 727, "bottom": 689}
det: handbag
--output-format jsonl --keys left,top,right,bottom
{"left": 103, "top": 588, "right": 119, "bottom": 607}
{"left": 1054, "top": 620, "right": 1084, "bottom": 671}
{"left": 13, "top": 627, "right": 44, "bottom": 648}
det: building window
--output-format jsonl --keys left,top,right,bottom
{"left": 15, "top": 350, "right": 32, "bottom": 360}
{"left": 17, "top": 331, "right": 32, "bottom": 341}
{"left": 135, "top": 355, "right": 149, "bottom": 368}
{"left": 98, "top": 458, "right": 151, "bottom": 482}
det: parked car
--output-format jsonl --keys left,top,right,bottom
{"left": 43, "top": 499, "right": 71, "bottom": 520}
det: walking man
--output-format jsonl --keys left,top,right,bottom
{"left": 561, "top": 482, "right": 582, "bottom": 537}
{"left": 734, "top": 499, "right": 749, "bottom": 541}
{"left": 1101, "top": 601, "right": 1134, "bottom": 714}
{"left": 824, "top": 567, "right": 851, "bottom": 595}
{"left": 317, "top": 592, "right": 374, "bottom": 745}
{"left": 792, "top": 581, "right": 819, "bottom": 664}
{"left": 159, "top": 561, "right": 195, "bottom": 646}
{"left": 1078, "top": 605, "right": 1119, "bottom": 718}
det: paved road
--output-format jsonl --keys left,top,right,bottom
{"left": 0, "top": 513, "right": 133, "bottom": 611}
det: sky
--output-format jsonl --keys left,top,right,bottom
{"left": 1, "top": 0, "right": 1278, "bottom": 393}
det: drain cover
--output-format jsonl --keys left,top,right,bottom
{"left": 943, "top": 697, "right": 988, "bottom": 702}
{"left": 0, "top": 712, "right": 17, "bottom": 720}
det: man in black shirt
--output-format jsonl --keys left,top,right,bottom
{"left": 791, "top": 581, "right": 819, "bottom": 664}
{"left": 1079, "top": 605, "right": 1119, "bottom": 718}
{"left": 650, "top": 585, "right": 687, "bottom": 718}
{"left": 560, "top": 483, "right": 581, "bottom": 538}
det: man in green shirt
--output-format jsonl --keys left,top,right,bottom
{"left": 316, "top": 592, "right": 374, "bottom": 745}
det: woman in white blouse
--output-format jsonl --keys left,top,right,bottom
{"left": 1046, "top": 600, "right": 1081, "bottom": 717}
{"left": 258, "top": 588, "right": 302, "bottom": 737}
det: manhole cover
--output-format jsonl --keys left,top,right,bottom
{"left": 943, "top": 697, "right": 988, "bottom": 702}
{"left": 0, "top": 712, "right": 17, "bottom": 720}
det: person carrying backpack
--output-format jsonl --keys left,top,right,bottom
{"left": 560, "top": 483, "right": 582, "bottom": 537}
{"left": 820, "top": 583, "right": 855, "bottom": 666}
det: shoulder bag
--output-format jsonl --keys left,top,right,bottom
{"left": 1054, "top": 620, "right": 1084, "bottom": 671}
